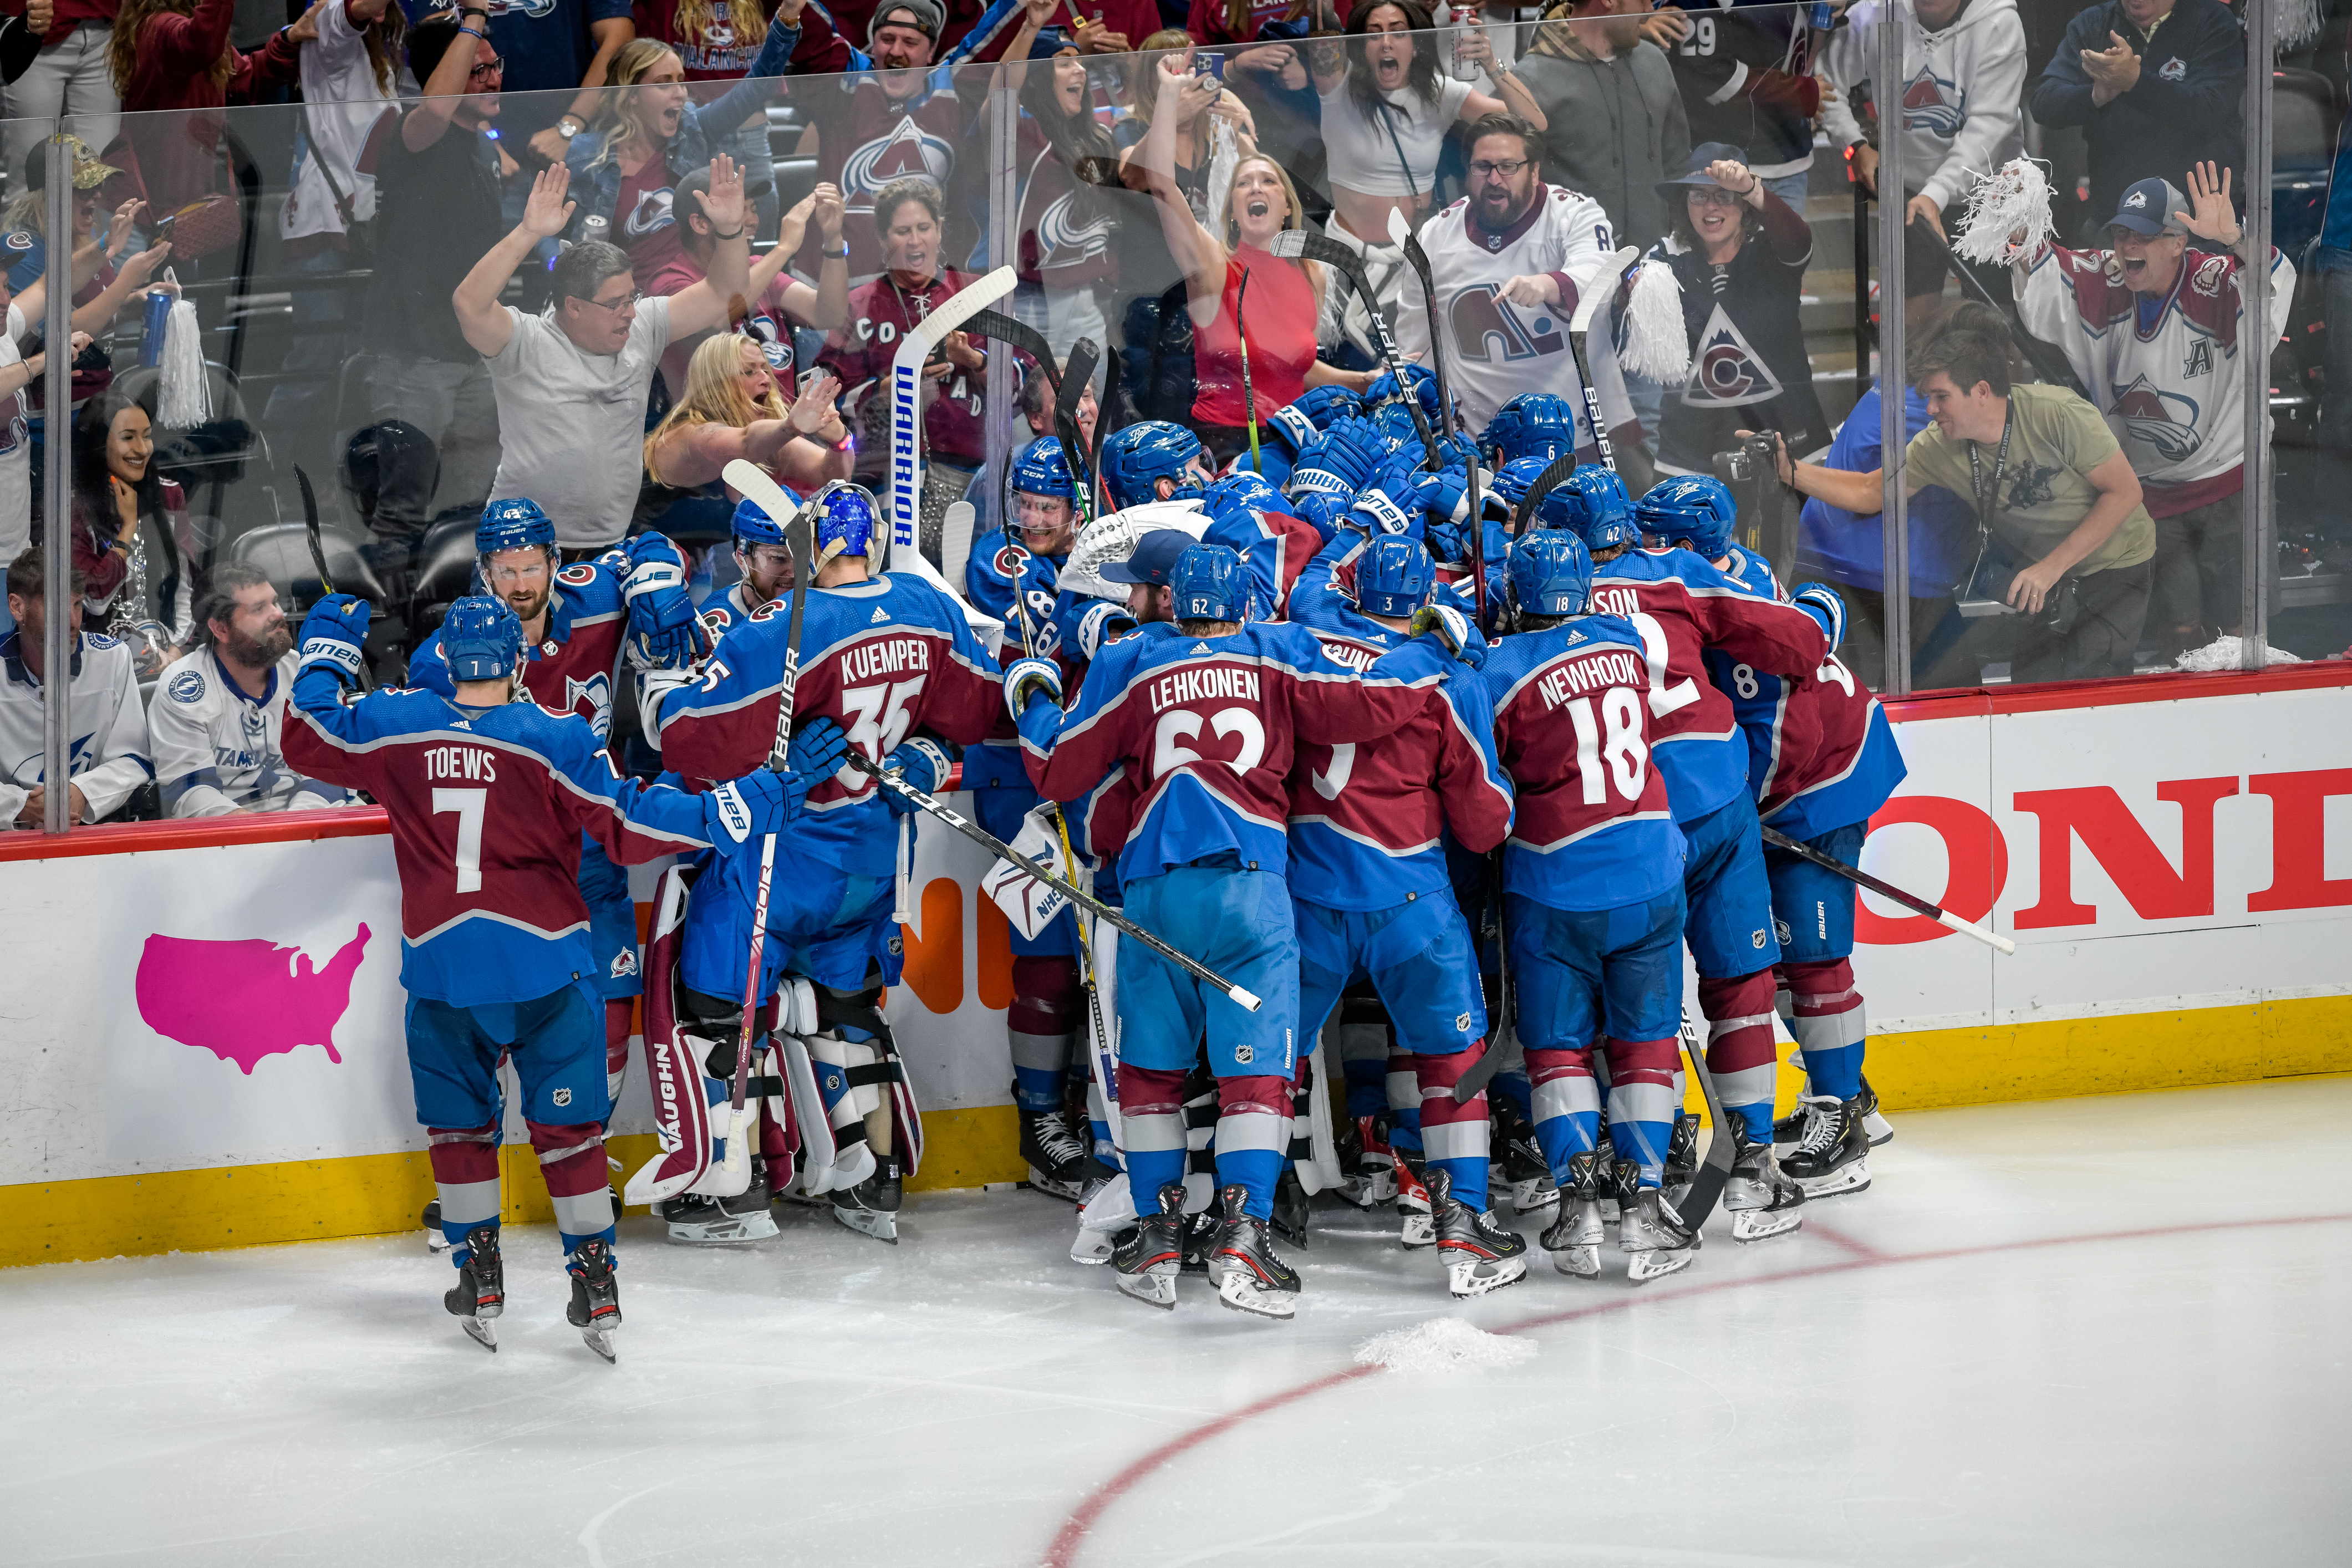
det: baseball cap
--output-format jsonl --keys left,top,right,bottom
{"left": 1097, "top": 529, "right": 1195, "bottom": 586}
{"left": 23, "top": 136, "right": 121, "bottom": 195}
{"left": 870, "top": 0, "right": 944, "bottom": 44}
{"left": 2108, "top": 177, "right": 2187, "bottom": 238}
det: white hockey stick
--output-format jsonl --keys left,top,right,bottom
{"left": 1568, "top": 246, "right": 1641, "bottom": 473}
{"left": 890, "top": 264, "right": 1018, "bottom": 554}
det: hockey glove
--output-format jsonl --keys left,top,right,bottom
{"left": 1289, "top": 414, "right": 1391, "bottom": 498}
{"left": 623, "top": 533, "right": 700, "bottom": 668}
{"left": 1003, "top": 655, "right": 1064, "bottom": 722}
{"left": 1071, "top": 602, "right": 1136, "bottom": 662}
{"left": 1408, "top": 603, "right": 1484, "bottom": 668}
{"left": 297, "top": 593, "right": 371, "bottom": 686}
{"left": 1793, "top": 582, "right": 1847, "bottom": 650}
{"left": 880, "top": 737, "right": 952, "bottom": 816}
{"left": 785, "top": 715, "right": 850, "bottom": 779}
{"left": 703, "top": 770, "right": 798, "bottom": 846}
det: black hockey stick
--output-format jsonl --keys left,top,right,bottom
{"left": 1907, "top": 215, "right": 2091, "bottom": 402}
{"left": 1053, "top": 336, "right": 1101, "bottom": 525}
{"left": 293, "top": 461, "right": 369, "bottom": 691}
{"left": 1450, "top": 875, "right": 1515, "bottom": 1102}
{"left": 1512, "top": 450, "right": 1584, "bottom": 535}
{"left": 1671, "top": 1008, "right": 1737, "bottom": 1231}
{"left": 842, "top": 749, "right": 1266, "bottom": 1011}
{"left": 1266, "top": 227, "right": 1442, "bottom": 467}
{"left": 964, "top": 309, "right": 1060, "bottom": 399}
{"left": 1384, "top": 207, "right": 1491, "bottom": 623}
{"left": 1759, "top": 824, "right": 2016, "bottom": 953}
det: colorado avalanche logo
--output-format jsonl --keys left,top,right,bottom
{"left": 992, "top": 544, "right": 1026, "bottom": 578}
{"left": 842, "top": 118, "right": 955, "bottom": 215}
{"left": 1034, "top": 191, "right": 1111, "bottom": 268}
{"left": 622, "top": 186, "right": 675, "bottom": 244}
{"left": 1901, "top": 68, "right": 1965, "bottom": 138}
{"left": 1448, "top": 283, "right": 1565, "bottom": 364}
{"left": 1682, "top": 306, "right": 1783, "bottom": 408}
{"left": 2109, "top": 374, "right": 2201, "bottom": 462}
{"left": 566, "top": 671, "right": 615, "bottom": 740}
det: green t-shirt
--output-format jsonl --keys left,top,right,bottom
{"left": 1903, "top": 383, "right": 2156, "bottom": 576}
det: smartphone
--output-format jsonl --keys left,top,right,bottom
{"left": 1194, "top": 52, "right": 1225, "bottom": 80}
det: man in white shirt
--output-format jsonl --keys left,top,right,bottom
{"left": 1, "top": 546, "right": 150, "bottom": 827}
{"left": 150, "top": 563, "right": 351, "bottom": 816}
{"left": 454, "top": 158, "right": 757, "bottom": 554}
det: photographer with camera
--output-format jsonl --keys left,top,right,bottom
{"left": 1773, "top": 303, "right": 2155, "bottom": 684}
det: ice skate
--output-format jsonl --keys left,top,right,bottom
{"left": 422, "top": 1199, "right": 451, "bottom": 1254}
{"left": 1394, "top": 1148, "right": 1435, "bottom": 1249}
{"left": 1018, "top": 1098, "right": 1106, "bottom": 1204}
{"left": 830, "top": 1152, "right": 902, "bottom": 1244}
{"left": 441, "top": 1224, "right": 503, "bottom": 1351}
{"left": 1493, "top": 1101, "right": 1559, "bottom": 1215}
{"left": 1178, "top": 1208, "right": 1220, "bottom": 1275}
{"left": 1662, "top": 1112, "right": 1701, "bottom": 1202}
{"left": 1209, "top": 1184, "right": 1301, "bottom": 1320}
{"left": 1271, "top": 1166, "right": 1312, "bottom": 1249}
{"left": 1540, "top": 1150, "right": 1606, "bottom": 1279}
{"left": 1342, "top": 1113, "right": 1399, "bottom": 1205}
{"left": 1723, "top": 1126, "right": 1806, "bottom": 1241}
{"left": 1616, "top": 1163, "right": 1696, "bottom": 1285}
{"left": 1859, "top": 1075, "right": 1893, "bottom": 1146}
{"left": 656, "top": 1182, "right": 779, "bottom": 1244}
{"left": 564, "top": 1239, "right": 622, "bottom": 1363}
{"left": 1779, "top": 1094, "right": 1872, "bottom": 1198}
{"left": 1111, "top": 1183, "right": 1187, "bottom": 1310}
{"left": 1427, "top": 1168, "right": 1527, "bottom": 1299}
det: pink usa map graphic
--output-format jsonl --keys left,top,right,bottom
{"left": 134, "top": 925, "right": 370, "bottom": 1075}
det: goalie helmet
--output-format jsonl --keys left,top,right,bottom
{"left": 1483, "top": 393, "right": 1578, "bottom": 465}
{"left": 1536, "top": 464, "right": 1639, "bottom": 554}
{"left": 1099, "top": 421, "right": 1205, "bottom": 510}
{"left": 1635, "top": 473, "right": 1737, "bottom": 560}
{"left": 477, "top": 496, "right": 556, "bottom": 557}
{"left": 1356, "top": 536, "right": 1434, "bottom": 618}
{"left": 1507, "top": 530, "right": 1594, "bottom": 620}
{"left": 1168, "top": 542, "right": 1245, "bottom": 623}
{"left": 439, "top": 594, "right": 525, "bottom": 680}
{"left": 731, "top": 488, "right": 802, "bottom": 550}
{"left": 812, "top": 481, "right": 882, "bottom": 559}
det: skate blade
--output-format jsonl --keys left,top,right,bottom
{"left": 578, "top": 1326, "right": 618, "bottom": 1364}
{"left": 1115, "top": 1270, "right": 1179, "bottom": 1310}
{"left": 1864, "top": 1113, "right": 1893, "bottom": 1147}
{"left": 1272, "top": 1217, "right": 1310, "bottom": 1250}
{"left": 1398, "top": 1214, "right": 1436, "bottom": 1250}
{"left": 1445, "top": 1254, "right": 1527, "bottom": 1299}
{"left": 1791, "top": 1160, "right": 1871, "bottom": 1199}
{"left": 425, "top": 1230, "right": 452, "bottom": 1254}
{"left": 1598, "top": 1199, "right": 1620, "bottom": 1225}
{"left": 1510, "top": 1179, "right": 1560, "bottom": 1214}
{"left": 665, "top": 1211, "right": 781, "bottom": 1245}
{"left": 832, "top": 1206, "right": 899, "bottom": 1245}
{"left": 1625, "top": 1248, "right": 1693, "bottom": 1284}
{"left": 1215, "top": 1270, "right": 1297, "bottom": 1319}
{"left": 458, "top": 1317, "right": 497, "bottom": 1352}
{"left": 1730, "top": 1206, "right": 1805, "bottom": 1242}
{"left": 1552, "top": 1245, "right": 1600, "bottom": 1279}
{"left": 1023, "top": 1169, "right": 1088, "bottom": 1205}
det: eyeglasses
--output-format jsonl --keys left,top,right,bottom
{"left": 1687, "top": 187, "right": 1742, "bottom": 208}
{"left": 468, "top": 54, "right": 505, "bottom": 79}
{"left": 1469, "top": 159, "right": 1531, "bottom": 180}
{"left": 581, "top": 289, "right": 643, "bottom": 314}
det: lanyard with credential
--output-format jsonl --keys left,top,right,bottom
{"left": 1964, "top": 405, "right": 2014, "bottom": 541}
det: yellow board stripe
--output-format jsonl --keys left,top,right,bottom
{"left": 7, "top": 999, "right": 2345, "bottom": 1269}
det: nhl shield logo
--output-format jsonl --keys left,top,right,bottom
{"left": 1235, "top": 1044, "right": 1254, "bottom": 1064}
{"left": 1750, "top": 929, "right": 1768, "bottom": 949}
{"left": 553, "top": 1087, "right": 572, "bottom": 1107}
{"left": 1455, "top": 1012, "right": 1472, "bottom": 1033}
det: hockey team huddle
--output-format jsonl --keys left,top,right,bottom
{"left": 283, "top": 363, "right": 1907, "bottom": 1359}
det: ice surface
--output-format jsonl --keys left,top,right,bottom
{"left": 4, "top": 1077, "right": 2351, "bottom": 1566}
{"left": 1352, "top": 1316, "right": 1536, "bottom": 1373}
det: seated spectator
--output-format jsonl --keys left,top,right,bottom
{"left": 454, "top": 157, "right": 757, "bottom": 555}
{"left": 1776, "top": 303, "right": 2158, "bottom": 684}
{"left": 150, "top": 565, "right": 351, "bottom": 816}
{"left": 2008, "top": 166, "right": 2292, "bottom": 662}
{"left": 67, "top": 391, "right": 197, "bottom": 679}
{"left": 646, "top": 169, "right": 849, "bottom": 403}
{"left": 967, "top": 359, "right": 1098, "bottom": 538}
{"left": 1516, "top": 0, "right": 1691, "bottom": 253}
{"left": 103, "top": 0, "right": 301, "bottom": 229}
{"left": 1, "top": 546, "right": 151, "bottom": 828}
{"left": 643, "top": 332, "right": 849, "bottom": 499}
{"left": 2028, "top": 0, "right": 2242, "bottom": 233}
{"left": 1640, "top": 0, "right": 1815, "bottom": 210}
{"left": 1820, "top": 0, "right": 2025, "bottom": 340}
{"left": 1651, "top": 144, "right": 1826, "bottom": 477}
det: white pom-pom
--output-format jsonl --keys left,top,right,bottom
{"left": 157, "top": 299, "right": 211, "bottom": 429}
{"left": 2277, "top": 0, "right": 2322, "bottom": 53}
{"left": 1952, "top": 158, "right": 2055, "bottom": 267}
{"left": 1618, "top": 259, "right": 1689, "bottom": 384}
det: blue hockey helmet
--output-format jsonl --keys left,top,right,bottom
{"left": 1536, "top": 464, "right": 1639, "bottom": 554}
{"left": 812, "top": 481, "right": 881, "bottom": 559}
{"left": 1635, "top": 472, "right": 1738, "bottom": 559}
{"left": 1202, "top": 469, "right": 1282, "bottom": 523}
{"left": 477, "top": 496, "right": 556, "bottom": 557}
{"left": 1508, "top": 530, "right": 1594, "bottom": 620}
{"left": 1098, "top": 420, "right": 1206, "bottom": 510}
{"left": 1486, "top": 455, "right": 1553, "bottom": 517}
{"left": 1267, "top": 385, "right": 1363, "bottom": 455}
{"left": 1356, "top": 536, "right": 1435, "bottom": 618}
{"left": 440, "top": 594, "right": 525, "bottom": 681}
{"left": 731, "top": 487, "right": 803, "bottom": 550}
{"left": 1169, "top": 542, "right": 1246, "bottom": 623}
{"left": 1010, "top": 436, "right": 1077, "bottom": 503}
{"left": 1483, "top": 393, "right": 1578, "bottom": 465}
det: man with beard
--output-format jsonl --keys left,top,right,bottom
{"left": 698, "top": 491, "right": 805, "bottom": 639}
{"left": 1392, "top": 114, "right": 1637, "bottom": 455}
{"left": 150, "top": 566, "right": 351, "bottom": 817}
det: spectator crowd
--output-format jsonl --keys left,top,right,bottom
{"left": 0, "top": 0, "right": 2324, "bottom": 827}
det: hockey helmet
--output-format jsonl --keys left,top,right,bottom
{"left": 477, "top": 496, "right": 557, "bottom": 557}
{"left": 1635, "top": 472, "right": 1738, "bottom": 559}
{"left": 1267, "top": 385, "right": 1363, "bottom": 455}
{"left": 440, "top": 594, "right": 525, "bottom": 681}
{"left": 812, "top": 481, "right": 882, "bottom": 559}
{"left": 1508, "top": 530, "right": 1594, "bottom": 620}
{"left": 1485, "top": 455, "right": 1553, "bottom": 517}
{"left": 1536, "top": 464, "right": 1639, "bottom": 554}
{"left": 1202, "top": 469, "right": 1282, "bottom": 523}
{"left": 1098, "top": 420, "right": 1206, "bottom": 510}
{"left": 1010, "top": 436, "right": 1077, "bottom": 502}
{"left": 731, "top": 487, "right": 803, "bottom": 551}
{"left": 1483, "top": 393, "right": 1579, "bottom": 465}
{"left": 1169, "top": 542, "right": 1246, "bottom": 623}
{"left": 1356, "top": 536, "right": 1435, "bottom": 619}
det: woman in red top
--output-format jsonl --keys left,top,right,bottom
{"left": 1134, "top": 52, "right": 1372, "bottom": 468}
{"left": 104, "top": 0, "right": 298, "bottom": 230}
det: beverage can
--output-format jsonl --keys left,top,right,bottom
{"left": 138, "top": 288, "right": 172, "bottom": 369}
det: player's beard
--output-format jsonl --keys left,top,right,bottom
{"left": 503, "top": 585, "right": 551, "bottom": 627}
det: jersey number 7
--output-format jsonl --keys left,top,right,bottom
{"left": 434, "top": 787, "right": 487, "bottom": 894}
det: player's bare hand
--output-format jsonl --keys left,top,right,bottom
{"left": 2176, "top": 161, "right": 2240, "bottom": 247}
{"left": 1708, "top": 158, "right": 1762, "bottom": 205}
{"left": 2007, "top": 557, "right": 2063, "bottom": 615}
{"left": 1498, "top": 273, "right": 1561, "bottom": 308}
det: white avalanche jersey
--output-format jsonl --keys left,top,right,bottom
{"left": 1393, "top": 185, "right": 1636, "bottom": 441}
{"left": 0, "top": 628, "right": 151, "bottom": 823}
{"left": 2014, "top": 240, "right": 2294, "bottom": 502}
{"left": 150, "top": 648, "right": 350, "bottom": 817}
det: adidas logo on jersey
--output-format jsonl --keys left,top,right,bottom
{"left": 871, "top": 607, "right": 890, "bottom": 623}
{"left": 1190, "top": 642, "right": 1211, "bottom": 654}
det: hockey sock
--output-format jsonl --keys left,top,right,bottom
{"left": 1784, "top": 958, "right": 1865, "bottom": 1102}
{"left": 1118, "top": 1063, "right": 1189, "bottom": 1209}
{"left": 1085, "top": 1066, "right": 1118, "bottom": 1165}
{"left": 604, "top": 1000, "right": 634, "bottom": 1102}
{"left": 1602, "top": 1036, "right": 1679, "bottom": 1187}
{"left": 1523, "top": 1047, "right": 1600, "bottom": 1181}
{"left": 427, "top": 1122, "right": 502, "bottom": 1265}
{"left": 1009, "top": 955, "right": 1080, "bottom": 1113}
{"left": 1384, "top": 1043, "right": 1424, "bottom": 1154}
{"left": 1698, "top": 970, "right": 1780, "bottom": 1144}
{"left": 531, "top": 1119, "right": 616, "bottom": 1254}
{"left": 1414, "top": 1046, "right": 1490, "bottom": 1210}
{"left": 1212, "top": 1075, "right": 1292, "bottom": 1220}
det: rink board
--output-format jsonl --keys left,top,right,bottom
{"left": 3, "top": 663, "right": 2349, "bottom": 1266}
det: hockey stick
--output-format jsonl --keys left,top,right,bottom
{"left": 292, "top": 462, "right": 369, "bottom": 691}
{"left": 889, "top": 264, "right": 1018, "bottom": 559}
{"left": 1266, "top": 228, "right": 1442, "bottom": 466}
{"left": 1758, "top": 823, "right": 2017, "bottom": 953}
{"left": 841, "top": 749, "right": 1265, "bottom": 1011}
{"left": 1234, "top": 268, "right": 1262, "bottom": 474}
{"left": 1386, "top": 206, "right": 1487, "bottom": 626}
{"left": 1450, "top": 877, "right": 1515, "bottom": 1102}
{"left": 1512, "top": 449, "right": 1584, "bottom": 534}
{"left": 1906, "top": 215, "right": 2091, "bottom": 402}
{"left": 1672, "top": 1006, "right": 1737, "bottom": 1230}
{"left": 940, "top": 500, "right": 978, "bottom": 592}
{"left": 963, "top": 309, "right": 1060, "bottom": 399}
{"left": 1053, "top": 336, "right": 1101, "bottom": 524}
{"left": 1053, "top": 805, "right": 1123, "bottom": 1151}
{"left": 1567, "top": 247, "right": 1642, "bottom": 475}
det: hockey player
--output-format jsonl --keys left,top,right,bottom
{"left": 1483, "top": 529, "right": 1694, "bottom": 1283}
{"left": 1010, "top": 542, "right": 1448, "bottom": 1317}
{"left": 149, "top": 564, "right": 349, "bottom": 816}
{"left": 1097, "top": 421, "right": 1216, "bottom": 511}
{"left": 967, "top": 436, "right": 1080, "bottom": 634}
{"left": 699, "top": 492, "right": 805, "bottom": 638}
{"left": 1571, "top": 470, "right": 1837, "bottom": 1240}
{"left": 1482, "top": 393, "right": 1582, "bottom": 469}
{"left": 644, "top": 482, "right": 1004, "bottom": 1243}
{"left": 283, "top": 593, "right": 801, "bottom": 1358}
{"left": 1285, "top": 531, "right": 1523, "bottom": 1299}
{"left": 0, "top": 547, "right": 150, "bottom": 827}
